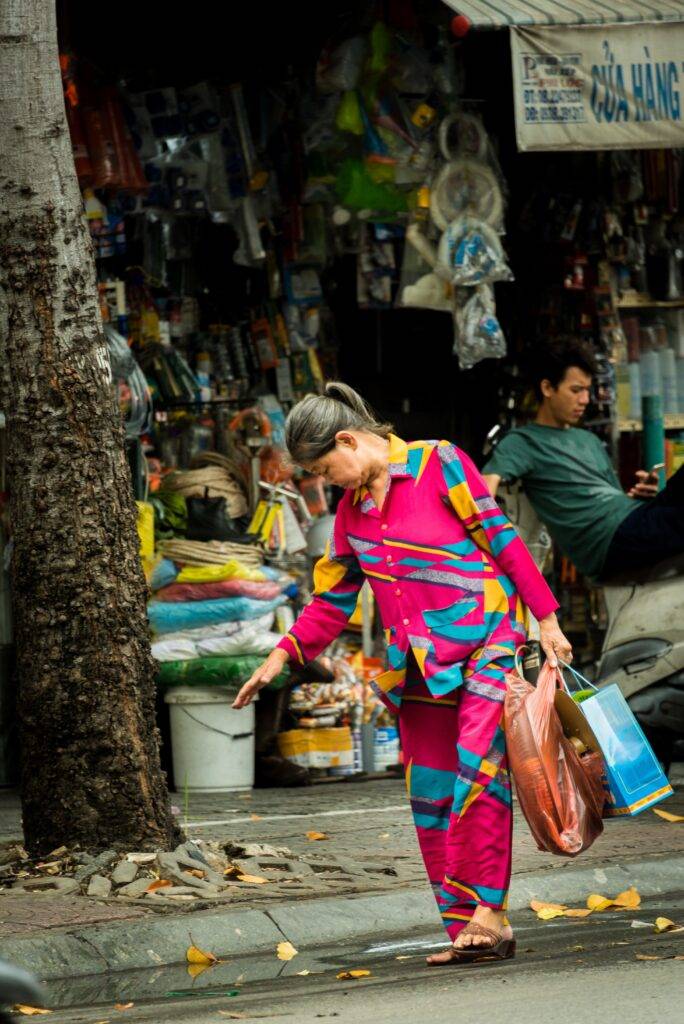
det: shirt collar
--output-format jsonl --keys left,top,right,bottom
{"left": 353, "top": 434, "right": 410, "bottom": 506}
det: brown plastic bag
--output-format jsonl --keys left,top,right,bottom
{"left": 504, "top": 662, "right": 605, "bottom": 856}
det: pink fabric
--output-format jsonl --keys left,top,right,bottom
{"left": 400, "top": 652, "right": 513, "bottom": 939}
{"left": 278, "top": 436, "right": 558, "bottom": 711}
{"left": 154, "top": 579, "right": 282, "bottom": 603}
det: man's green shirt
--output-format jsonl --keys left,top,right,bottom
{"left": 482, "top": 423, "right": 639, "bottom": 578}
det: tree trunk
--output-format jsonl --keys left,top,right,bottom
{"left": 0, "top": 0, "right": 182, "bottom": 854}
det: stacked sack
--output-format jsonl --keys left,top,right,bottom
{"left": 149, "top": 553, "right": 296, "bottom": 698}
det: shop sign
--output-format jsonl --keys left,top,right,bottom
{"left": 511, "top": 22, "right": 684, "bottom": 152}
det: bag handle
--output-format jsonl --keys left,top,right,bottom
{"left": 557, "top": 658, "right": 599, "bottom": 696}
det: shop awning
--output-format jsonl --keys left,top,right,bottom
{"left": 441, "top": 1, "right": 684, "bottom": 29}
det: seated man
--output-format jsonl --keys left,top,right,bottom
{"left": 482, "top": 339, "right": 684, "bottom": 581}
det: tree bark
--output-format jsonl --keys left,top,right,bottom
{"left": 0, "top": 0, "right": 182, "bottom": 854}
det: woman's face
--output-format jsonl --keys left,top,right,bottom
{"left": 304, "top": 432, "right": 380, "bottom": 490}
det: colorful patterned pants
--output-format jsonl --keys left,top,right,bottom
{"left": 398, "top": 647, "right": 514, "bottom": 940}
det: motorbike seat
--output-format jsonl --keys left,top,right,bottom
{"left": 600, "top": 552, "right": 684, "bottom": 587}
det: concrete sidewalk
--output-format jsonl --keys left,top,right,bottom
{"left": 1, "top": 768, "right": 682, "bottom": 980}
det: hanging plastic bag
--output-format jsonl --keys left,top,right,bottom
{"left": 438, "top": 216, "right": 513, "bottom": 286}
{"left": 453, "top": 284, "right": 506, "bottom": 369}
{"left": 504, "top": 661, "right": 606, "bottom": 856}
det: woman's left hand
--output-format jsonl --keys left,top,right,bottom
{"left": 538, "top": 613, "right": 573, "bottom": 668}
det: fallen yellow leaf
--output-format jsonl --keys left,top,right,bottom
{"left": 563, "top": 908, "right": 594, "bottom": 918}
{"left": 277, "top": 941, "right": 298, "bottom": 961}
{"left": 530, "top": 900, "right": 567, "bottom": 918}
{"left": 187, "top": 962, "right": 213, "bottom": 979}
{"left": 186, "top": 944, "right": 218, "bottom": 966}
{"left": 654, "top": 917, "right": 677, "bottom": 933}
{"left": 587, "top": 894, "right": 614, "bottom": 912}
{"left": 538, "top": 907, "right": 566, "bottom": 921}
{"left": 296, "top": 969, "right": 311, "bottom": 976}
{"left": 612, "top": 886, "right": 641, "bottom": 910}
{"left": 114, "top": 1004, "right": 134, "bottom": 1012}
{"left": 236, "top": 874, "right": 268, "bottom": 885}
{"left": 653, "top": 808, "right": 684, "bottom": 823}
{"left": 250, "top": 814, "right": 262, "bottom": 821}
{"left": 306, "top": 831, "right": 329, "bottom": 841}
{"left": 636, "top": 953, "right": 662, "bottom": 961}
{"left": 147, "top": 879, "right": 172, "bottom": 892}
{"left": 337, "top": 969, "right": 371, "bottom": 980}
{"left": 12, "top": 1009, "right": 52, "bottom": 1017}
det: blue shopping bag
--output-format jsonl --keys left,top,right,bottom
{"left": 559, "top": 663, "right": 674, "bottom": 818}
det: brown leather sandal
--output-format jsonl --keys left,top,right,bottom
{"left": 427, "top": 923, "right": 516, "bottom": 967}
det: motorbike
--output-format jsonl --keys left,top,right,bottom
{"left": 0, "top": 958, "right": 46, "bottom": 1023}
{"left": 484, "top": 425, "right": 684, "bottom": 770}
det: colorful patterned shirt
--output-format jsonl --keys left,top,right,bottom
{"left": 277, "top": 435, "right": 559, "bottom": 711}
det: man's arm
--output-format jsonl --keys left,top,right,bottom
{"left": 482, "top": 472, "right": 501, "bottom": 498}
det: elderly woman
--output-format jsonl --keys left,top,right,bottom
{"left": 233, "top": 382, "right": 571, "bottom": 966}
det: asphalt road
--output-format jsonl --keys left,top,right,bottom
{"left": 35, "top": 893, "right": 684, "bottom": 1024}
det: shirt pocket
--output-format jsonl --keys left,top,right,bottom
{"left": 422, "top": 595, "right": 486, "bottom": 663}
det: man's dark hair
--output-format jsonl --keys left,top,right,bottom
{"left": 531, "top": 338, "right": 597, "bottom": 401}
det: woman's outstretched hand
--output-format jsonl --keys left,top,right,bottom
{"left": 232, "top": 648, "right": 290, "bottom": 709}
{"left": 538, "top": 613, "right": 572, "bottom": 669}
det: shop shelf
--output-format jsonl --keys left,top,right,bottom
{"left": 618, "top": 414, "right": 684, "bottom": 432}
{"left": 617, "top": 295, "right": 684, "bottom": 309}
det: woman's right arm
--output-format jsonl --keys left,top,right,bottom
{"left": 233, "top": 504, "right": 364, "bottom": 709}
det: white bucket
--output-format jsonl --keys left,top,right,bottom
{"left": 164, "top": 686, "right": 256, "bottom": 792}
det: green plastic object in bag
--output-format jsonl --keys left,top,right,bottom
{"left": 157, "top": 655, "right": 289, "bottom": 696}
{"left": 336, "top": 91, "right": 364, "bottom": 135}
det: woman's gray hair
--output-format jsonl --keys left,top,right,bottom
{"left": 285, "top": 382, "right": 393, "bottom": 465}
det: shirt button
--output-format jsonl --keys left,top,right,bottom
{"left": 395, "top": 588, "right": 402, "bottom": 596}
{"left": 381, "top": 523, "right": 388, "bottom": 531}
{"left": 402, "top": 617, "right": 410, "bottom": 626}
{"left": 386, "top": 556, "right": 393, "bottom": 565}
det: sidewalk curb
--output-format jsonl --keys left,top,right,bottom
{"left": 0, "top": 853, "right": 680, "bottom": 982}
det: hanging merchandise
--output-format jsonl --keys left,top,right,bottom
{"left": 430, "top": 158, "right": 503, "bottom": 233}
{"left": 104, "top": 324, "right": 152, "bottom": 437}
{"left": 453, "top": 284, "right": 507, "bottom": 370}
{"left": 398, "top": 222, "right": 453, "bottom": 312}
{"left": 437, "top": 216, "right": 513, "bottom": 286}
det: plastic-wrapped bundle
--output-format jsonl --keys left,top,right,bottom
{"left": 154, "top": 578, "right": 282, "bottom": 603}
{"left": 196, "top": 631, "right": 282, "bottom": 658}
{"left": 148, "top": 594, "right": 286, "bottom": 635}
{"left": 156, "top": 655, "right": 289, "bottom": 693}
{"left": 504, "top": 663, "right": 605, "bottom": 856}
{"left": 150, "top": 558, "right": 179, "bottom": 592}
{"left": 438, "top": 216, "right": 513, "bottom": 286}
{"left": 176, "top": 561, "right": 267, "bottom": 584}
{"left": 453, "top": 284, "right": 507, "bottom": 370}
{"left": 159, "top": 611, "right": 275, "bottom": 645}
{"left": 151, "top": 638, "right": 199, "bottom": 663}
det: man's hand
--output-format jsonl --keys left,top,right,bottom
{"left": 232, "top": 648, "right": 290, "bottom": 709}
{"left": 628, "top": 469, "right": 659, "bottom": 499}
{"left": 539, "top": 613, "right": 573, "bottom": 669}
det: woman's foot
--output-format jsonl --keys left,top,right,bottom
{"left": 426, "top": 907, "right": 513, "bottom": 965}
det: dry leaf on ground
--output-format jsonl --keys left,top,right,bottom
{"left": 654, "top": 917, "right": 678, "bottom": 933}
{"left": 612, "top": 887, "right": 641, "bottom": 910}
{"left": 187, "top": 963, "right": 214, "bottom": 980}
{"left": 296, "top": 969, "right": 311, "bottom": 976}
{"left": 653, "top": 808, "right": 684, "bottom": 823}
{"left": 187, "top": 944, "right": 218, "bottom": 965}
{"left": 114, "top": 1004, "right": 134, "bottom": 1012}
{"left": 236, "top": 874, "right": 268, "bottom": 885}
{"left": 147, "top": 879, "right": 172, "bottom": 892}
{"left": 250, "top": 814, "right": 262, "bottom": 821}
{"left": 13, "top": 1009, "right": 52, "bottom": 1017}
{"left": 538, "top": 907, "right": 567, "bottom": 921}
{"left": 276, "top": 941, "right": 298, "bottom": 961}
{"left": 586, "top": 894, "right": 614, "bottom": 912}
{"left": 635, "top": 954, "right": 663, "bottom": 961}
{"left": 306, "top": 831, "right": 329, "bottom": 841}
{"left": 337, "top": 969, "right": 371, "bottom": 980}
{"left": 563, "top": 909, "right": 593, "bottom": 918}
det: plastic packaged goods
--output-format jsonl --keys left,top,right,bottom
{"left": 453, "top": 283, "right": 506, "bottom": 369}
{"left": 157, "top": 654, "right": 289, "bottom": 692}
{"left": 504, "top": 663, "right": 605, "bottom": 856}
{"left": 159, "top": 610, "right": 275, "bottom": 645}
{"left": 176, "top": 561, "right": 267, "bottom": 584}
{"left": 154, "top": 579, "right": 282, "bottom": 603}
{"left": 148, "top": 594, "right": 287, "bottom": 635}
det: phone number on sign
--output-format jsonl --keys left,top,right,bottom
{"left": 524, "top": 105, "right": 586, "bottom": 123}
